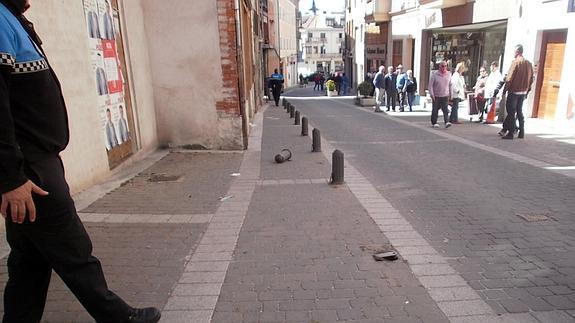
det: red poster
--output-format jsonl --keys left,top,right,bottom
{"left": 101, "top": 39, "right": 123, "bottom": 94}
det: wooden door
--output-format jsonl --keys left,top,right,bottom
{"left": 535, "top": 31, "right": 567, "bottom": 120}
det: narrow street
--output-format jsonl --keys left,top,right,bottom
{"left": 279, "top": 85, "right": 575, "bottom": 320}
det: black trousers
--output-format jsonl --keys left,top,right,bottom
{"left": 2, "top": 157, "right": 130, "bottom": 323}
{"left": 386, "top": 90, "right": 397, "bottom": 111}
{"left": 431, "top": 96, "right": 449, "bottom": 125}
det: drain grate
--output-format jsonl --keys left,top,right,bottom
{"left": 148, "top": 173, "right": 183, "bottom": 183}
{"left": 516, "top": 213, "right": 553, "bottom": 222}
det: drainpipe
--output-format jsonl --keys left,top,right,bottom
{"left": 234, "top": 0, "right": 249, "bottom": 149}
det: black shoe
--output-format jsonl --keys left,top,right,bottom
{"left": 518, "top": 131, "right": 524, "bottom": 139}
{"left": 498, "top": 130, "right": 507, "bottom": 137}
{"left": 501, "top": 134, "right": 514, "bottom": 140}
{"left": 126, "top": 307, "right": 161, "bottom": 323}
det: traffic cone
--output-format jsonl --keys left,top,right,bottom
{"left": 484, "top": 98, "right": 497, "bottom": 124}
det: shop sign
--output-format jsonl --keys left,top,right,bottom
{"left": 366, "top": 45, "right": 386, "bottom": 58}
{"left": 422, "top": 9, "right": 442, "bottom": 29}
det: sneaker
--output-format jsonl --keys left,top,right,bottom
{"left": 445, "top": 122, "right": 452, "bottom": 128}
{"left": 432, "top": 124, "right": 440, "bottom": 128}
{"left": 125, "top": 307, "right": 161, "bottom": 323}
{"left": 497, "top": 130, "right": 507, "bottom": 137}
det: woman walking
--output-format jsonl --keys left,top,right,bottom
{"left": 403, "top": 70, "right": 417, "bottom": 112}
{"left": 450, "top": 62, "right": 466, "bottom": 124}
{"left": 473, "top": 67, "right": 488, "bottom": 122}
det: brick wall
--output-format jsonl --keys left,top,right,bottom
{"left": 216, "top": 0, "right": 242, "bottom": 116}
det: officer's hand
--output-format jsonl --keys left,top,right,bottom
{"left": 1, "top": 181, "right": 49, "bottom": 224}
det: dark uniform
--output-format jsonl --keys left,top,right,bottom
{"left": 0, "top": 2, "right": 155, "bottom": 322}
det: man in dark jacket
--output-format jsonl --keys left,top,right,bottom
{"left": 0, "top": 1, "right": 160, "bottom": 322}
{"left": 384, "top": 66, "right": 398, "bottom": 112}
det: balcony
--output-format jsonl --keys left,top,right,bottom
{"left": 365, "top": 0, "right": 392, "bottom": 23}
{"left": 306, "top": 53, "right": 343, "bottom": 60}
{"left": 418, "top": 0, "right": 466, "bottom": 9}
{"left": 306, "top": 37, "right": 328, "bottom": 44}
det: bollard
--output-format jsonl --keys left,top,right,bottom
{"left": 282, "top": 98, "right": 286, "bottom": 108}
{"left": 301, "top": 117, "right": 309, "bottom": 136}
{"left": 312, "top": 128, "right": 321, "bottom": 152}
{"left": 331, "top": 150, "right": 344, "bottom": 185}
{"left": 290, "top": 106, "right": 295, "bottom": 118}
{"left": 286, "top": 103, "right": 291, "bottom": 113}
{"left": 295, "top": 111, "right": 300, "bottom": 125}
{"left": 274, "top": 149, "right": 292, "bottom": 163}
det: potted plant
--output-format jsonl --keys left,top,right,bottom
{"left": 326, "top": 80, "right": 337, "bottom": 97}
{"left": 358, "top": 81, "right": 374, "bottom": 98}
{"left": 355, "top": 81, "right": 376, "bottom": 106}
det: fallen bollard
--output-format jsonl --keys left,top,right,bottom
{"left": 373, "top": 251, "right": 398, "bottom": 261}
{"left": 274, "top": 149, "right": 292, "bottom": 164}
{"left": 331, "top": 149, "right": 344, "bottom": 185}
{"left": 294, "top": 111, "right": 300, "bottom": 125}
{"left": 301, "top": 117, "right": 309, "bottom": 136}
{"left": 312, "top": 128, "right": 321, "bottom": 152}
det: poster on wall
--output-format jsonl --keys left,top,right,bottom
{"left": 83, "top": 0, "right": 130, "bottom": 152}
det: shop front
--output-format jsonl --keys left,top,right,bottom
{"left": 424, "top": 21, "right": 507, "bottom": 92}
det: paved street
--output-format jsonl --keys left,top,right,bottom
{"left": 1, "top": 86, "right": 575, "bottom": 322}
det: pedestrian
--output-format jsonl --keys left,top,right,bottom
{"left": 372, "top": 65, "right": 386, "bottom": 112}
{"left": 428, "top": 60, "right": 452, "bottom": 128}
{"left": 449, "top": 62, "right": 466, "bottom": 124}
{"left": 334, "top": 72, "right": 343, "bottom": 95}
{"left": 319, "top": 73, "right": 325, "bottom": 91}
{"left": 403, "top": 70, "right": 417, "bottom": 112}
{"left": 0, "top": 1, "right": 161, "bottom": 322}
{"left": 299, "top": 73, "right": 304, "bottom": 87}
{"left": 485, "top": 61, "right": 503, "bottom": 123}
{"left": 395, "top": 64, "right": 407, "bottom": 112}
{"left": 472, "top": 66, "right": 488, "bottom": 122}
{"left": 341, "top": 72, "right": 349, "bottom": 96}
{"left": 500, "top": 44, "right": 534, "bottom": 139}
{"left": 384, "top": 66, "right": 397, "bottom": 112}
{"left": 313, "top": 73, "right": 321, "bottom": 91}
{"left": 269, "top": 68, "right": 284, "bottom": 106}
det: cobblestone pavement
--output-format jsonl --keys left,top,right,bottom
{"left": 212, "top": 106, "right": 449, "bottom": 322}
{"left": 285, "top": 86, "right": 575, "bottom": 321}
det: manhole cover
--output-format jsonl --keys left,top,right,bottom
{"left": 148, "top": 173, "right": 183, "bottom": 183}
{"left": 516, "top": 213, "right": 553, "bottom": 222}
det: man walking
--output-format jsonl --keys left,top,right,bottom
{"left": 428, "top": 61, "right": 452, "bottom": 128}
{"left": 372, "top": 65, "right": 385, "bottom": 112}
{"left": 0, "top": 1, "right": 160, "bottom": 322}
{"left": 269, "top": 69, "right": 284, "bottom": 106}
{"left": 501, "top": 44, "right": 533, "bottom": 139}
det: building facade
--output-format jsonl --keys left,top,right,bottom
{"left": 299, "top": 5, "right": 345, "bottom": 76}
{"left": 25, "top": 0, "right": 265, "bottom": 193}
{"left": 279, "top": 0, "right": 299, "bottom": 87}
{"left": 365, "top": 0, "right": 574, "bottom": 124}
{"left": 371, "top": 0, "right": 575, "bottom": 122}
{"left": 344, "top": 0, "right": 367, "bottom": 88}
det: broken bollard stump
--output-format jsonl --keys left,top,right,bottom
{"left": 274, "top": 149, "right": 292, "bottom": 164}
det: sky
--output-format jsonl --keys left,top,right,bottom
{"left": 299, "top": 0, "right": 345, "bottom": 14}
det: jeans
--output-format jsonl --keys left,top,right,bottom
{"left": 432, "top": 96, "right": 449, "bottom": 125}
{"left": 398, "top": 91, "right": 406, "bottom": 111}
{"left": 503, "top": 93, "right": 526, "bottom": 135}
{"left": 406, "top": 92, "right": 415, "bottom": 112}
{"left": 450, "top": 98, "right": 461, "bottom": 122}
